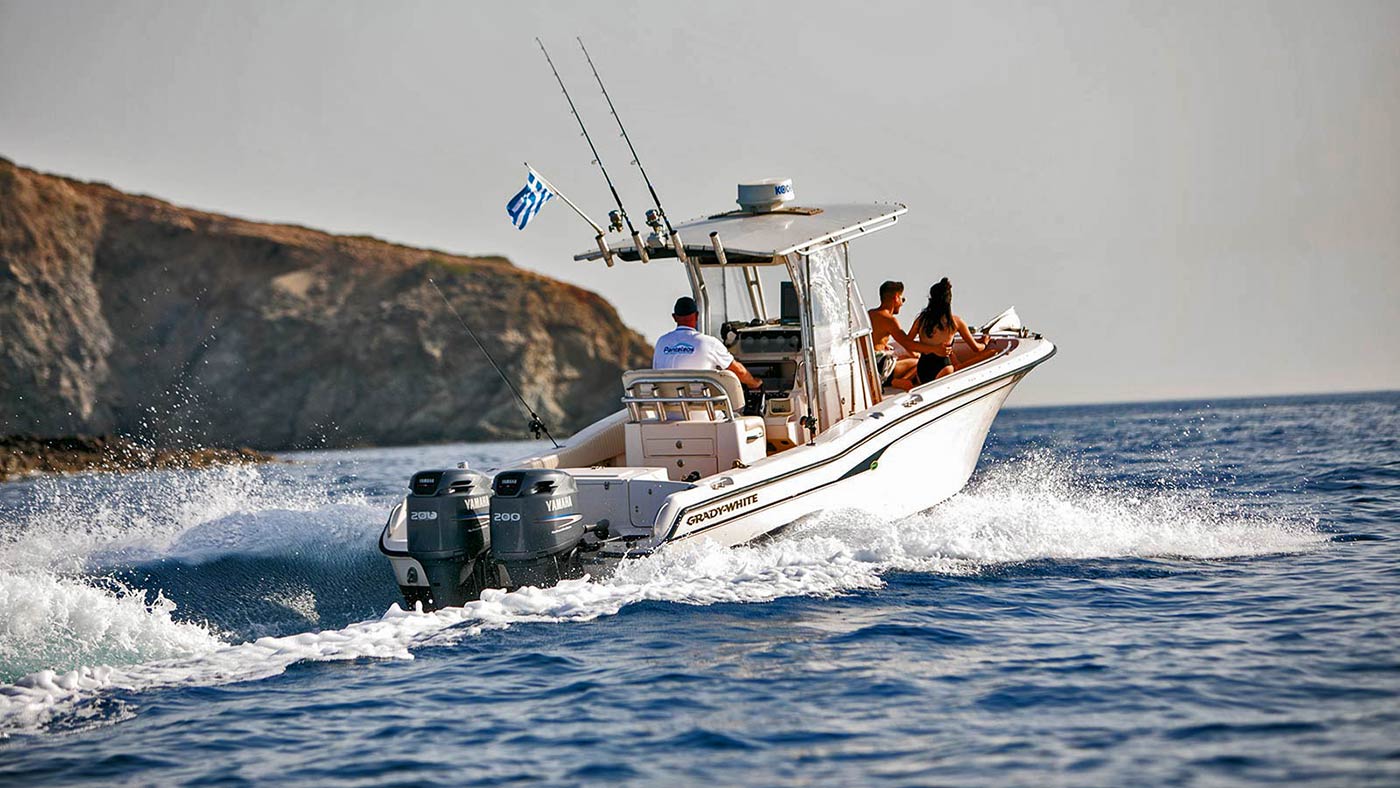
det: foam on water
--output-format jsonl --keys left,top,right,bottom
{"left": 0, "top": 452, "right": 1322, "bottom": 737}
{"left": 0, "top": 572, "right": 224, "bottom": 684}
{"left": 0, "top": 465, "right": 374, "bottom": 574}
{"left": 832, "top": 452, "right": 1324, "bottom": 567}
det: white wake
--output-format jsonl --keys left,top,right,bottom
{"left": 0, "top": 454, "right": 1321, "bottom": 736}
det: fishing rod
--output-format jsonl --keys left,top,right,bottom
{"left": 428, "top": 278, "right": 559, "bottom": 448}
{"left": 536, "top": 38, "right": 649, "bottom": 264}
{"left": 577, "top": 37, "right": 690, "bottom": 266}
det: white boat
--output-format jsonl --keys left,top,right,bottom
{"left": 380, "top": 182, "right": 1054, "bottom": 609}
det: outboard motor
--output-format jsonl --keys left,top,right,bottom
{"left": 404, "top": 468, "right": 493, "bottom": 610}
{"left": 490, "top": 469, "right": 587, "bottom": 588}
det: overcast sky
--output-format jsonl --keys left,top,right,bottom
{"left": 2, "top": 0, "right": 1397, "bottom": 406}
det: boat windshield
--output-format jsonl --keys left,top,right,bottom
{"left": 694, "top": 260, "right": 792, "bottom": 329}
{"left": 689, "top": 244, "right": 876, "bottom": 430}
{"left": 792, "top": 244, "right": 874, "bottom": 428}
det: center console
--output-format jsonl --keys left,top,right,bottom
{"left": 726, "top": 322, "right": 806, "bottom": 452}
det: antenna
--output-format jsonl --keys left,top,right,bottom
{"left": 536, "top": 38, "right": 649, "bottom": 264}
{"left": 577, "top": 37, "right": 690, "bottom": 266}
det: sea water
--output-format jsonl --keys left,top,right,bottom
{"left": 0, "top": 392, "right": 1396, "bottom": 785}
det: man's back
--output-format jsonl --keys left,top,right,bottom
{"left": 654, "top": 325, "right": 734, "bottom": 371}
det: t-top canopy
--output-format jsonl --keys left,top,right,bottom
{"left": 574, "top": 202, "right": 907, "bottom": 262}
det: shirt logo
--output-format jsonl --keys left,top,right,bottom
{"left": 662, "top": 342, "right": 697, "bottom": 355}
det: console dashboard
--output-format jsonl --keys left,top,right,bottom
{"left": 725, "top": 322, "right": 804, "bottom": 435}
{"left": 725, "top": 323, "right": 801, "bottom": 393}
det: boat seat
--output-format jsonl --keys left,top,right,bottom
{"left": 621, "top": 368, "right": 746, "bottom": 421}
{"left": 621, "top": 369, "right": 766, "bottom": 480}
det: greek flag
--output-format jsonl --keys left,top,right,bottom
{"left": 506, "top": 169, "right": 555, "bottom": 230}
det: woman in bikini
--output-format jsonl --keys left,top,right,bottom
{"left": 906, "top": 278, "right": 999, "bottom": 384}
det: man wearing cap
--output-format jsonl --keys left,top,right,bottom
{"left": 654, "top": 296, "right": 763, "bottom": 390}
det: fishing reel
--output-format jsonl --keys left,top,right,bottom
{"left": 607, "top": 210, "right": 625, "bottom": 234}
{"left": 645, "top": 208, "right": 666, "bottom": 234}
{"left": 528, "top": 416, "right": 548, "bottom": 440}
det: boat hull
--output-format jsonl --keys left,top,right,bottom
{"left": 379, "top": 334, "right": 1053, "bottom": 606}
{"left": 652, "top": 372, "right": 1023, "bottom": 549}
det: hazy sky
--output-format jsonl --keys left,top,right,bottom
{"left": 2, "top": 0, "right": 1397, "bottom": 406}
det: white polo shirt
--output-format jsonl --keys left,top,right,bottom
{"left": 653, "top": 325, "right": 734, "bottom": 370}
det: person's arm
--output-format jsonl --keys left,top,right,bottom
{"left": 890, "top": 323, "right": 944, "bottom": 355}
{"left": 728, "top": 360, "right": 762, "bottom": 390}
{"left": 954, "top": 316, "right": 988, "bottom": 354}
{"left": 711, "top": 335, "right": 762, "bottom": 389}
{"left": 895, "top": 315, "right": 942, "bottom": 355}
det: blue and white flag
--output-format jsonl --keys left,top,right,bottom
{"left": 505, "top": 169, "right": 555, "bottom": 230}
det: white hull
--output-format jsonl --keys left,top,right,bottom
{"left": 645, "top": 339, "right": 1046, "bottom": 550}
{"left": 381, "top": 333, "right": 1052, "bottom": 584}
{"left": 668, "top": 377, "right": 1019, "bottom": 547}
{"left": 378, "top": 193, "right": 1054, "bottom": 608}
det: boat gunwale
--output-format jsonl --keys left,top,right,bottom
{"left": 652, "top": 339, "right": 1056, "bottom": 543}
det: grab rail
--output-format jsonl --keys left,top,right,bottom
{"left": 621, "top": 394, "right": 730, "bottom": 404}
{"left": 622, "top": 391, "right": 734, "bottom": 422}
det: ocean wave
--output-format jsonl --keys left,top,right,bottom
{"left": 0, "top": 465, "right": 382, "bottom": 574}
{"left": 0, "top": 450, "right": 1322, "bottom": 737}
{"left": 834, "top": 452, "right": 1324, "bottom": 567}
{"left": 0, "top": 572, "right": 224, "bottom": 685}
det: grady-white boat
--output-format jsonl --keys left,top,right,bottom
{"left": 380, "top": 181, "right": 1054, "bottom": 609}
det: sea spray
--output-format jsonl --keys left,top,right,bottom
{"left": 880, "top": 452, "right": 1323, "bottom": 564}
{"left": 0, "top": 447, "right": 1323, "bottom": 737}
{"left": 0, "top": 464, "right": 372, "bottom": 573}
{"left": 0, "top": 571, "right": 224, "bottom": 684}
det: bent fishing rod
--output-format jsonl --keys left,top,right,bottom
{"left": 536, "top": 38, "right": 650, "bottom": 264}
{"left": 428, "top": 278, "right": 559, "bottom": 448}
{"left": 577, "top": 37, "right": 690, "bottom": 265}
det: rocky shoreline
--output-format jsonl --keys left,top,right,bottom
{"left": 0, "top": 434, "right": 276, "bottom": 483}
{"left": 1, "top": 157, "right": 652, "bottom": 449}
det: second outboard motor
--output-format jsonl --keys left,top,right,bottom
{"left": 490, "top": 469, "right": 587, "bottom": 588}
{"left": 404, "top": 468, "right": 493, "bottom": 610}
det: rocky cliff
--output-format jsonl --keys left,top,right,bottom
{"left": 0, "top": 157, "right": 652, "bottom": 449}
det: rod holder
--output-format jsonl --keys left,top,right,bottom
{"left": 709, "top": 232, "right": 729, "bottom": 266}
{"left": 670, "top": 231, "right": 690, "bottom": 265}
{"left": 595, "top": 234, "right": 615, "bottom": 267}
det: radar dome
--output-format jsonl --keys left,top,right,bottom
{"left": 737, "top": 179, "right": 794, "bottom": 213}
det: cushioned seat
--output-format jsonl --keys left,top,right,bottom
{"left": 621, "top": 369, "right": 766, "bottom": 480}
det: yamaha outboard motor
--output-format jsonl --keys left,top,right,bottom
{"left": 404, "top": 468, "right": 493, "bottom": 610}
{"left": 490, "top": 469, "right": 587, "bottom": 588}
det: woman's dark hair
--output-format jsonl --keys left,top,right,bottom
{"left": 915, "top": 278, "right": 954, "bottom": 336}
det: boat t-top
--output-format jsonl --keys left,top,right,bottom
{"left": 380, "top": 178, "right": 1055, "bottom": 609}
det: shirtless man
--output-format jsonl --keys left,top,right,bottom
{"left": 867, "top": 281, "right": 946, "bottom": 391}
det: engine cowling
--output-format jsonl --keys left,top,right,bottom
{"left": 489, "top": 469, "right": 586, "bottom": 588}
{"left": 402, "top": 468, "right": 492, "bottom": 609}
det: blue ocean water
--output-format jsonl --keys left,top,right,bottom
{"left": 1, "top": 391, "right": 1397, "bottom": 786}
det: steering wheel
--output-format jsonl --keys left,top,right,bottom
{"left": 742, "top": 387, "right": 768, "bottom": 418}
